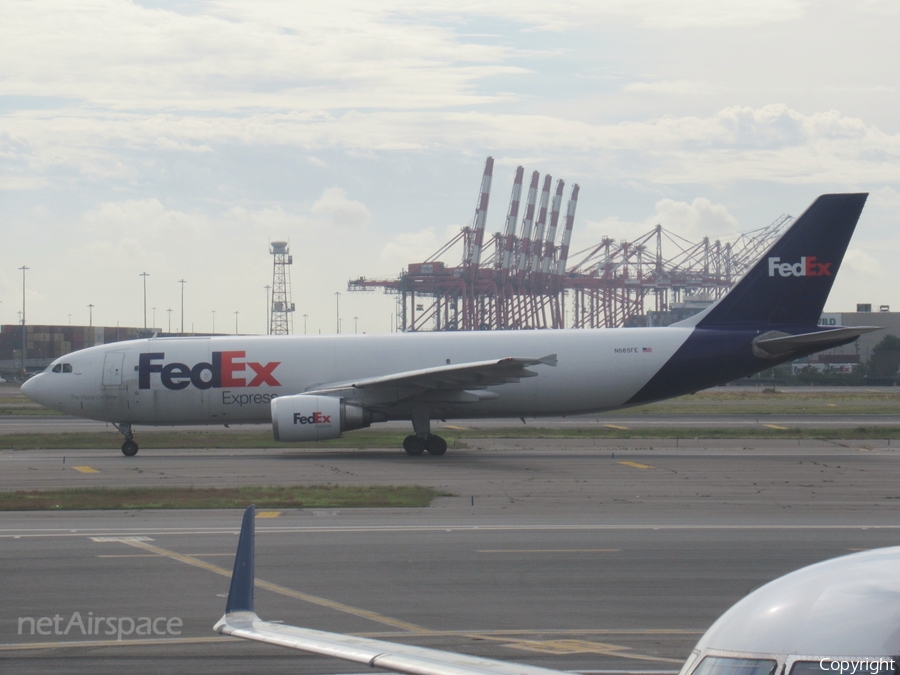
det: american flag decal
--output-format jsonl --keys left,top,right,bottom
{"left": 642, "top": 347, "right": 652, "bottom": 353}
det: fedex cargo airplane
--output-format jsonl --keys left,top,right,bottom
{"left": 22, "top": 193, "right": 874, "bottom": 457}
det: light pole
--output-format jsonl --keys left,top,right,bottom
{"left": 178, "top": 279, "right": 186, "bottom": 335}
{"left": 19, "top": 266, "right": 28, "bottom": 373}
{"left": 87, "top": 303, "right": 94, "bottom": 328}
{"left": 166, "top": 308, "right": 172, "bottom": 333}
{"left": 234, "top": 311, "right": 239, "bottom": 334}
{"left": 140, "top": 272, "right": 149, "bottom": 329}
{"left": 354, "top": 316, "right": 358, "bottom": 334}
{"left": 302, "top": 313, "right": 308, "bottom": 335}
{"left": 334, "top": 292, "right": 341, "bottom": 334}
{"left": 212, "top": 310, "right": 216, "bottom": 334}
{"left": 152, "top": 307, "right": 157, "bottom": 329}
{"left": 264, "top": 285, "right": 271, "bottom": 335}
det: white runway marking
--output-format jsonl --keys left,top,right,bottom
{"left": 0, "top": 523, "right": 899, "bottom": 539}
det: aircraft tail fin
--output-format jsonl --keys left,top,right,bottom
{"left": 682, "top": 193, "right": 867, "bottom": 329}
{"left": 224, "top": 504, "right": 255, "bottom": 614}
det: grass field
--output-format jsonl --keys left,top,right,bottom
{"left": 3, "top": 425, "right": 900, "bottom": 451}
{"left": 4, "top": 387, "right": 900, "bottom": 417}
{"left": 0, "top": 485, "right": 442, "bottom": 510}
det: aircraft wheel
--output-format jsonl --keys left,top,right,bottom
{"left": 425, "top": 435, "right": 447, "bottom": 456}
{"left": 121, "top": 440, "right": 139, "bottom": 457}
{"left": 403, "top": 435, "right": 425, "bottom": 456}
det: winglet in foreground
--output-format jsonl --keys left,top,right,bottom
{"left": 215, "top": 504, "right": 567, "bottom": 675}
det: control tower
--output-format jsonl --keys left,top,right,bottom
{"left": 269, "top": 241, "right": 295, "bottom": 335}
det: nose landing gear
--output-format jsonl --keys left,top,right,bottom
{"left": 114, "top": 423, "right": 139, "bottom": 457}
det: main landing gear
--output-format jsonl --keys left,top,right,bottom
{"left": 402, "top": 434, "right": 447, "bottom": 457}
{"left": 402, "top": 409, "right": 447, "bottom": 457}
{"left": 114, "top": 423, "right": 139, "bottom": 457}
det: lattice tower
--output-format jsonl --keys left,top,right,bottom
{"left": 270, "top": 241, "right": 295, "bottom": 335}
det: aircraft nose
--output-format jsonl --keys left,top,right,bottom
{"left": 21, "top": 373, "right": 47, "bottom": 406}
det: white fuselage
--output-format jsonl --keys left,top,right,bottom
{"left": 23, "top": 328, "right": 694, "bottom": 426}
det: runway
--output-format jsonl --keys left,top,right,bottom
{"left": 4, "top": 510, "right": 900, "bottom": 675}
{"left": 2, "top": 441, "right": 900, "bottom": 674}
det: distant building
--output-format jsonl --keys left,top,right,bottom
{"left": 811, "top": 307, "right": 900, "bottom": 367}
{"left": 0, "top": 325, "right": 159, "bottom": 375}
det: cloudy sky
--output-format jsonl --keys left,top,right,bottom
{"left": 2, "top": 0, "right": 899, "bottom": 334}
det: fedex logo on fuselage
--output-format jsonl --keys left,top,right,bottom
{"left": 767, "top": 256, "right": 832, "bottom": 277}
{"left": 138, "top": 351, "right": 281, "bottom": 391}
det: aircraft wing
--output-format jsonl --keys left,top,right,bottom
{"left": 215, "top": 506, "right": 567, "bottom": 675}
{"left": 307, "top": 354, "right": 557, "bottom": 404}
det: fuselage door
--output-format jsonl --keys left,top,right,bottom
{"left": 102, "top": 351, "right": 126, "bottom": 387}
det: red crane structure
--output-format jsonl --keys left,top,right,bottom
{"left": 348, "top": 158, "right": 791, "bottom": 332}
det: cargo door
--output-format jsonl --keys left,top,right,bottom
{"left": 102, "top": 351, "right": 126, "bottom": 387}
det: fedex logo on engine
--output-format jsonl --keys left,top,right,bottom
{"left": 138, "top": 351, "right": 281, "bottom": 391}
{"left": 767, "top": 256, "right": 832, "bottom": 278}
{"left": 293, "top": 412, "right": 332, "bottom": 425}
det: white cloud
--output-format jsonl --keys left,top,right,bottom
{"left": 3, "top": 1, "right": 900, "bottom": 328}
{"left": 653, "top": 198, "right": 740, "bottom": 239}
{"left": 0, "top": 1, "right": 518, "bottom": 111}
{"left": 154, "top": 137, "right": 213, "bottom": 152}
{"left": 79, "top": 199, "right": 214, "bottom": 240}
{"left": 399, "top": 0, "right": 807, "bottom": 30}
{"left": 624, "top": 80, "right": 713, "bottom": 95}
{"left": 380, "top": 224, "right": 463, "bottom": 268}
{"left": 576, "top": 198, "right": 740, "bottom": 253}
{"left": 868, "top": 186, "right": 900, "bottom": 210}
{"left": 0, "top": 175, "right": 49, "bottom": 190}
{"left": 310, "top": 187, "right": 371, "bottom": 230}
{"left": 6, "top": 104, "right": 900, "bottom": 188}
{"left": 842, "top": 248, "right": 883, "bottom": 278}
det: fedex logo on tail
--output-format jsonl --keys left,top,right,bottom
{"left": 139, "top": 351, "right": 281, "bottom": 391}
{"left": 767, "top": 256, "right": 832, "bottom": 278}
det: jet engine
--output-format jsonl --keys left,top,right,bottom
{"left": 271, "top": 394, "right": 384, "bottom": 442}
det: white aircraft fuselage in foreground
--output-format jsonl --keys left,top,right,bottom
{"left": 22, "top": 193, "right": 875, "bottom": 456}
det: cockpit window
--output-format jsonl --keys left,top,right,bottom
{"left": 792, "top": 661, "right": 897, "bottom": 675}
{"left": 692, "top": 657, "right": 778, "bottom": 675}
{"left": 51, "top": 363, "right": 72, "bottom": 374}
{"left": 63, "top": 364, "right": 72, "bottom": 373}
{"left": 52, "top": 364, "right": 61, "bottom": 373}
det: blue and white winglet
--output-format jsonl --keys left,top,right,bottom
{"left": 214, "top": 505, "right": 568, "bottom": 675}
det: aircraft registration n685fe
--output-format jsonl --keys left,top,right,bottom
{"left": 23, "top": 193, "right": 875, "bottom": 457}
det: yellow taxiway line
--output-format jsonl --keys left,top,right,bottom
{"left": 617, "top": 461, "right": 655, "bottom": 470}
{"left": 80, "top": 537, "right": 687, "bottom": 663}
{"left": 109, "top": 537, "right": 429, "bottom": 633}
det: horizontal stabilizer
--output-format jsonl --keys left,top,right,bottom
{"left": 752, "top": 326, "right": 879, "bottom": 358}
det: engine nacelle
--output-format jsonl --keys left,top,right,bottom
{"left": 270, "top": 394, "right": 383, "bottom": 442}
